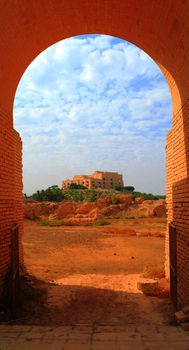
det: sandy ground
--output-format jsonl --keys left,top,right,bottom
{"left": 21, "top": 218, "right": 173, "bottom": 326}
{"left": 23, "top": 218, "right": 166, "bottom": 281}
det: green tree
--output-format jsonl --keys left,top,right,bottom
{"left": 68, "top": 183, "right": 87, "bottom": 190}
{"left": 114, "top": 185, "right": 135, "bottom": 192}
{"left": 32, "top": 185, "right": 64, "bottom": 202}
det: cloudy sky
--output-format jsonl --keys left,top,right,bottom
{"left": 14, "top": 34, "right": 172, "bottom": 195}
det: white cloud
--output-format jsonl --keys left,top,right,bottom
{"left": 14, "top": 35, "right": 172, "bottom": 195}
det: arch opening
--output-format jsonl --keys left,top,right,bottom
{"left": 12, "top": 36, "right": 174, "bottom": 324}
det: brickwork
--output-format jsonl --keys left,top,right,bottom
{"left": 172, "top": 99, "right": 189, "bottom": 307}
{"left": 13, "top": 130, "right": 23, "bottom": 264}
{"left": 0, "top": 108, "right": 23, "bottom": 296}
{"left": 0, "top": 0, "right": 189, "bottom": 307}
{"left": 0, "top": 110, "right": 16, "bottom": 294}
{"left": 165, "top": 130, "right": 173, "bottom": 277}
{"left": 165, "top": 97, "right": 189, "bottom": 306}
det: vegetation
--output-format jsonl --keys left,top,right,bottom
{"left": 29, "top": 184, "right": 165, "bottom": 203}
{"left": 68, "top": 183, "right": 87, "bottom": 189}
{"left": 114, "top": 186, "right": 165, "bottom": 200}
{"left": 111, "top": 195, "right": 121, "bottom": 204}
{"left": 131, "top": 192, "right": 166, "bottom": 201}
{"left": 30, "top": 186, "right": 118, "bottom": 202}
{"left": 63, "top": 189, "right": 102, "bottom": 202}
{"left": 114, "top": 186, "right": 135, "bottom": 192}
{"left": 31, "top": 185, "right": 64, "bottom": 202}
{"left": 94, "top": 219, "right": 110, "bottom": 226}
{"left": 40, "top": 218, "right": 64, "bottom": 226}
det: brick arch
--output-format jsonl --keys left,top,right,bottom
{"left": 0, "top": 0, "right": 189, "bottom": 307}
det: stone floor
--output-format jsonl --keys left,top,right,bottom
{"left": 0, "top": 323, "right": 189, "bottom": 350}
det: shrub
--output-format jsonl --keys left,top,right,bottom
{"left": 32, "top": 185, "right": 64, "bottom": 202}
{"left": 68, "top": 183, "right": 87, "bottom": 189}
{"left": 111, "top": 195, "right": 120, "bottom": 204}
{"left": 114, "top": 186, "right": 135, "bottom": 192}
{"left": 131, "top": 191, "right": 166, "bottom": 201}
{"left": 63, "top": 189, "right": 85, "bottom": 202}
{"left": 40, "top": 218, "right": 64, "bottom": 226}
{"left": 85, "top": 190, "right": 100, "bottom": 202}
{"left": 94, "top": 219, "right": 110, "bottom": 226}
{"left": 62, "top": 189, "right": 102, "bottom": 202}
{"left": 28, "top": 186, "right": 165, "bottom": 203}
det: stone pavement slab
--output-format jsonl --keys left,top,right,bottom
{"left": 0, "top": 324, "right": 188, "bottom": 350}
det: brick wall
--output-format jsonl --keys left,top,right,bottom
{"left": 0, "top": 0, "right": 189, "bottom": 308}
{"left": 166, "top": 93, "right": 189, "bottom": 307}
{"left": 0, "top": 108, "right": 23, "bottom": 295}
{"left": 165, "top": 130, "right": 173, "bottom": 277}
{"left": 0, "top": 109, "right": 14, "bottom": 294}
{"left": 13, "top": 129, "right": 23, "bottom": 264}
{"left": 172, "top": 99, "right": 189, "bottom": 307}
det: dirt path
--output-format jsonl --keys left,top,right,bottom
{"left": 20, "top": 219, "right": 173, "bottom": 326}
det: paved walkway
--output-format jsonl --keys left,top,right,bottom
{"left": 0, "top": 323, "right": 189, "bottom": 350}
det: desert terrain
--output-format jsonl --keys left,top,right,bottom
{"left": 20, "top": 216, "right": 173, "bottom": 326}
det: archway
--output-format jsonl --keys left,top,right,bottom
{"left": 0, "top": 0, "right": 189, "bottom": 309}
{"left": 13, "top": 34, "right": 170, "bottom": 323}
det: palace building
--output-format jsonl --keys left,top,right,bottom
{"left": 62, "top": 171, "right": 124, "bottom": 189}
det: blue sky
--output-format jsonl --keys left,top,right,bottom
{"left": 14, "top": 34, "right": 172, "bottom": 195}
